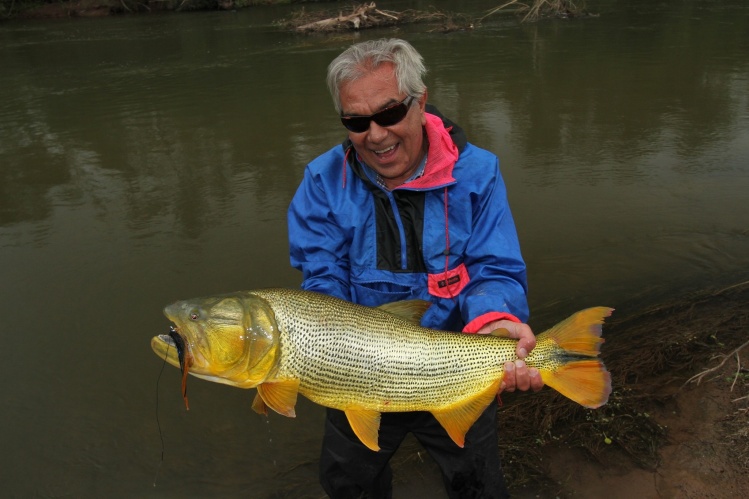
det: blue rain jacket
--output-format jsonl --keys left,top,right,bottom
{"left": 288, "top": 107, "right": 528, "bottom": 332}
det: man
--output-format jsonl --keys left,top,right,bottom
{"left": 288, "top": 38, "right": 543, "bottom": 498}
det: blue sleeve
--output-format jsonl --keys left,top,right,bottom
{"left": 288, "top": 164, "right": 352, "bottom": 301}
{"left": 459, "top": 156, "right": 529, "bottom": 325}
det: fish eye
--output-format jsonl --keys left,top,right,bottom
{"left": 189, "top": 310, "right": 200, "bottom": 321}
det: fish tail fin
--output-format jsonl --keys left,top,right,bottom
{"left": 541, "top": 359, "right": 612, "bottom": 409}
{"left": 536, "top": 307, "right": 613, "bottom": 409}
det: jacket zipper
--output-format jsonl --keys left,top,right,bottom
{"left": 385, "top": 191, "right": 409, "bottom": 271}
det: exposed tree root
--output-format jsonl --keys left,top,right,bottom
{"left": 686, "top": 339, "right": 749, "bottom": 389}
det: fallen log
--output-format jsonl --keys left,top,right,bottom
{"left": 280, "top": 2, "right": 470, "bottom": 34}
{"left": 294, "top": 3, "right": 396, "bottom": 33}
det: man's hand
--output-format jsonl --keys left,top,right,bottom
{"left": 477, "top": 320, "right": 544, "bottom": 393}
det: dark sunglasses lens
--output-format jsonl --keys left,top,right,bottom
{"left": 341, "top": 116, "right": 370, "bottom": 133}
{"left": 341, "top": 99, "right": 411, "bottom": 133}
{"left": 372, "top": 103, "right": 408, "bottom": 127}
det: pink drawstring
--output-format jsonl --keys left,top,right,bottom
{"left": 442, "top": 186, "right": 454, "bottom": 299}
{"left": 342, "top": 147, "right": 353, "bottom": 189}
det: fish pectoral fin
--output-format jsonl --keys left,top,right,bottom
{"left": 431, "top": 379, "right": 501, "bottom": 448}
{"left": 256, "top": 379, "right": 300, "bottom": 418}
{"left": 344, "top": 409, "right": 382, "bottom": 452}
{"left": 251, "top": 392, "right": 268, "bottom": 416}
{"left": 377, "top": 300, "right": 431, "bottom": 325}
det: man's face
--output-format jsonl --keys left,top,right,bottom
{"left": 339, "top": 63, "right": 427, "bottom": 190}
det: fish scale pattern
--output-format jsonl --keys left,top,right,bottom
{"left": 249, "top": 288, "right": 520, "bottom": 413}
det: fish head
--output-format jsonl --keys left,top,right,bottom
{"left": 151, "top": 292, "right": 280, "bottom": 388}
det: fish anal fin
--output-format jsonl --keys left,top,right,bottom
{"left": 432, "top": 379, "right": 501, "bottom": 448}
{"left": 541, "top": 359, "right": 612, "bottom": 409}
{"left": 344, "top": 409, "right": 382, "bottom": 452}
{"left": 544, "top": 307, "right": 613, "bottom": 356}
{"left": 377, "top": 300, "right": 431, "bottom": 326}
{"left": 251, "top": 392, "right": 268, "bottom": 416}
{"left": 256, "top": 379, "right": 300, "bottom": 418}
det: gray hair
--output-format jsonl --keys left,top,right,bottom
{"left": 326, "top": 38, "right": 427, "bottom": 114}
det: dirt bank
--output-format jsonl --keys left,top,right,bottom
{"left": 9, "top": 0, "right": 119, "bottom": 18}
{"left": 526, "top": 344, "right": 748, "bottom": 498}
{"left": 8, "top": 0, "right": 238, "bottom": 19}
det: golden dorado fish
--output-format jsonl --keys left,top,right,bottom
{"left": 151, "top": 288, "right": 612, "bottom": 451}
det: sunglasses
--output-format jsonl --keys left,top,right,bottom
{"left": 340, "top": 95, "right": 416, "bottom": 133}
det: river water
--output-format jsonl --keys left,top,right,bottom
{"left": 1, "top": 1, "right": 747, "bottom": 496}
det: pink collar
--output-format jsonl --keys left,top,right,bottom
{"left": 396, "top": 112, "right": 458, "bottom": 190}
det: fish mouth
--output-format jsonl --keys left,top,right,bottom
{"left": 152, "top": 326, "right": 187, "bottom": 371}
{"left": 153, "top": 325, "right": 193, "bottom": 410}
{"left": 156, "top": 328, "right": 177, "bottom": 349}
{"left": 168, "top": 326, "right": 188, "bottom": 374}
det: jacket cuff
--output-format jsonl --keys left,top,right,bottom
{"left": 462, "top": 311, "right": 521, "bottom": 334}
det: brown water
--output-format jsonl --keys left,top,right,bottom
{"left": 1, "top": 1, "right": 748, "bottom": 496}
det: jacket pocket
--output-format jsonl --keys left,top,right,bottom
{"left": 428, "top": 263, "right": 470, "bottom": 299}
{"left": 350, "top": 272, "right": 421, "bottom": 307}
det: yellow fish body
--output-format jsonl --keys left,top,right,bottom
{"left": 151, "top": 288, "right": 612, "bottom": 451}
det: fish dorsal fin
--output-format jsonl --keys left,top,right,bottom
{"left": 431, "top": 379, "right": 501, "bottom": 448}
{"left": 377, "top": 300, "right": 431, "bottom": 325}
{"left": 256, "top": 379, "right": 300, "bottom": 418}
{"left": 344, "top": 409, "right": 382, "bottom": 452}
{"left": 251, "top": 392, "right": 268, "bottom": 416}
{"left": 488, "top": 328, "right": 511, "bottom": 337}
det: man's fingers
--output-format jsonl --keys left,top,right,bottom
{"left": 529, "top": 368, "right": 543, "bottom": 391}
{"left": 514, "top": 360, "right": 530, "bottom": 391}
{"left": 516, "top": 331, "right": 536, "bottom": 359}
{"left": 502, "top": 361, "right": 516, "bottom": 392}
{"left": 502, "top": 362, "right": 544, "bottom": 393}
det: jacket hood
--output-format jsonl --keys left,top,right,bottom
{"left": 424, "top": 104, "right": 467, "bottom": 153}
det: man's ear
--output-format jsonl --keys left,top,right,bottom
{"left": 419, "top": 89, "right": 428, "bottom": 125}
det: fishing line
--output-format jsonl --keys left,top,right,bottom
{"left": 153, "top": 343, "right": 170, "bottom": 488}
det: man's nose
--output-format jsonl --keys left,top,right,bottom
{"left": 367, "top": 121, "right": 389, "bottom": 142}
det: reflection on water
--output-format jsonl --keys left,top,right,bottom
{"left": 0, "top": 1, "right": 748, "bottom": 496}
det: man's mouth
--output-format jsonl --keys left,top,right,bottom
{"left": 374, "top": 143, "right": 398, "bottom": 159}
